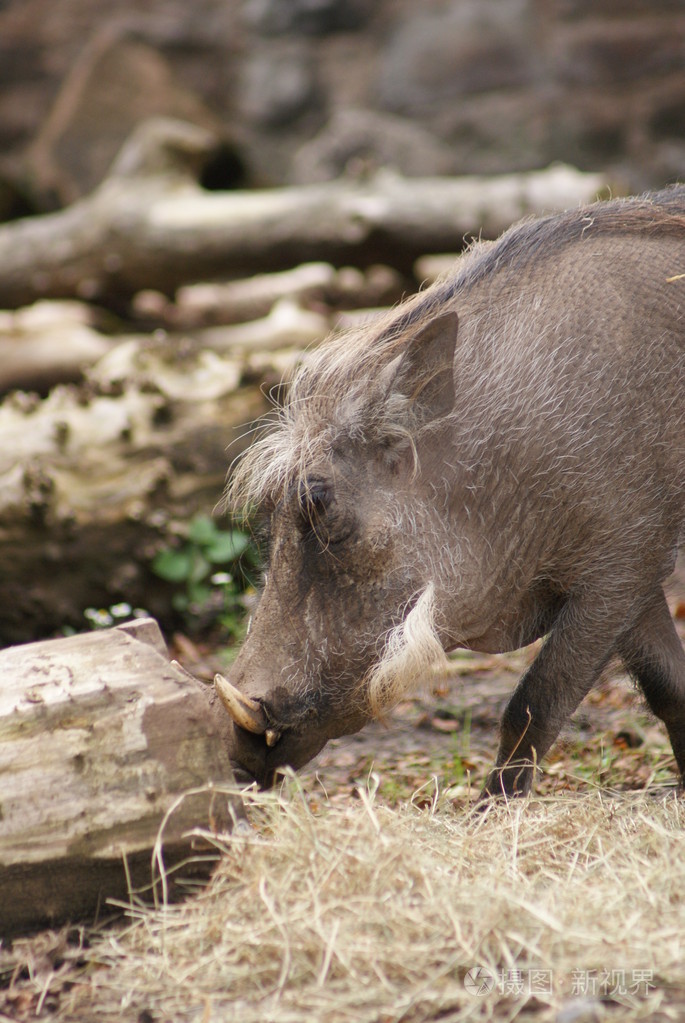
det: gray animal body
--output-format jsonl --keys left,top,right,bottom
{"left": 218, "top": 186, "right": 685, "bottom": 798}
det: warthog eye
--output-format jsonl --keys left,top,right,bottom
{"left": 296, "top": 477, "right": 356, "bottom": 549}
{"left": 298, "top": 479, "right": 331, "bottom": 521}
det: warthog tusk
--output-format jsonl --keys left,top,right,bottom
{"left": 214, "top": 673, "right": 267, "bottom": 735}
{"left": 265, "top": 729, "right": 280, "bottom": 747}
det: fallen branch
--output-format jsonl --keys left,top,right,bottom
{"left": 0, "top": 261, "right": 395, "bottom": 395}
{"left": 164, "top": 262, "right": 405, "bottom": 328}
{"left": 0, "top": 117, "right": 608, "bottom": 309}
{"left": 0, "top": 300, "right": 113, "bottom": 393}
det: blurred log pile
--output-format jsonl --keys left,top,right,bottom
{"left": 0, "top": 117, "right": 606, "bottom": 644}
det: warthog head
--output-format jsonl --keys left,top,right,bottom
{"left": 219, "top": 310, "right": 459, "bottom": 787}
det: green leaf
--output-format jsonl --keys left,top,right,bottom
{"left": 205, "top": 530, "right": 251, "bottom": 563}
{"left": 152, "top": 547, "right": 193, "bottom": 582}
{"left": 188, "top": 515, "right": 218, "bottom": 546}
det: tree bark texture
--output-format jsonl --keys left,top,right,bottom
{"left": 0, "top": 618, "right": 239, "bottom": 937}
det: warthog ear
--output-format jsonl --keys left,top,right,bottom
{"left": 381, "top": 311, "right": 458, "bottom": 424}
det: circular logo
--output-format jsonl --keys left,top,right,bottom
{"left": 464, "top": 966, "right": 495, "bottom": 996}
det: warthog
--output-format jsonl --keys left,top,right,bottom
{"left": 218, "top": 186, "right": 685, "bottom": 798}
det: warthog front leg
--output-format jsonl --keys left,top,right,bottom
{"left": 480, "top": 589, "right": 643, "bottom": 799}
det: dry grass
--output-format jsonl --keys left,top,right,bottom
{"left": 5, "top": 776, "right": 685, "bottom": 1023}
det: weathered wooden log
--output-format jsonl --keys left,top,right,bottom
{"left": 154, "top": 263, "right": 405, "bottom": 329}
{"left": 0, "top": 263, "right": 401, "bottom": 396}
{"left": 0, "top": 117, "right": 608, "bottom": 309}
{"left": 0, "top": 300, "right": 114, "bottom": 393}
{"left": 0, "top": 618, "right": 240, "bottom": 937}
{"left": 0, "top": 285, "right": 338, "bottom": 397}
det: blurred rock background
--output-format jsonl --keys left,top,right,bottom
{"left": 1, "top": 0, "right": 683, "bottom": 218}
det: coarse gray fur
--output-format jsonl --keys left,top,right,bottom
{"left": 224, "top": 186, "right": 685, "bottom": 797}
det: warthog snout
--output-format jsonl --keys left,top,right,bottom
{"left": 216, "top": 672, "right": 333, "bottom": 788}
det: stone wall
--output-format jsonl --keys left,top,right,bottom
{"left": 0, "top": 0, "right": 683, "bottom": 214}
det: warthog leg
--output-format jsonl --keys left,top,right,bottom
{"left": 617, "top": 586, "right": 685, "bottom": 781}
{"left": 480, "top": 585, "right": 648, "bottom": 799}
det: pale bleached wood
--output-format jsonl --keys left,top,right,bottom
{"left": 0, "top": 300, "right": 113, "bottom": 393}
{"left": 0, "top": 618, "right": 240, "bottom": 936}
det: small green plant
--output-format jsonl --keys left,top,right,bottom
{"left": 151, "top": 514, "right": 259, "bottom": 638}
